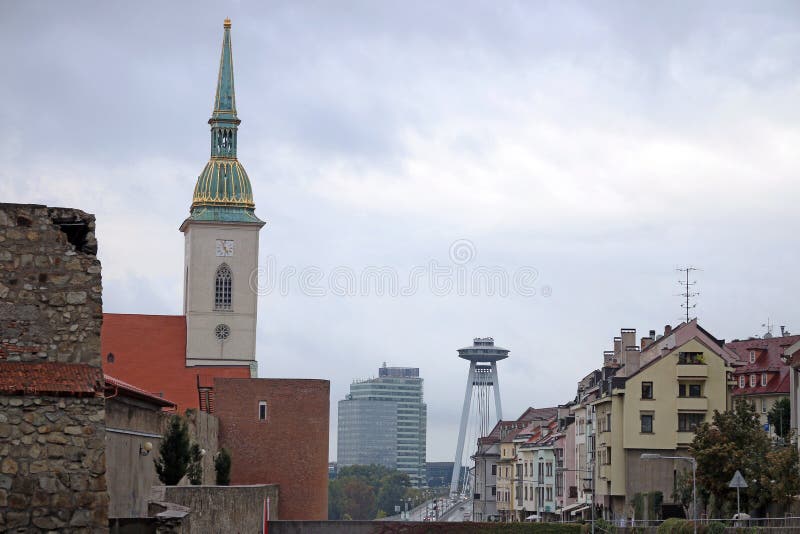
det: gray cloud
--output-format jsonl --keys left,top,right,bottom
{"left": 2, "top": 1, "right": 800, "bottom": 462}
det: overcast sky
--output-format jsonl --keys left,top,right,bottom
{"left": 3, "top": 2, "right": 800, "bottom": 462}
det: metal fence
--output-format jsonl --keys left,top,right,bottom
{"left": 604, "top": 516, "right": 800, "bottom": 532}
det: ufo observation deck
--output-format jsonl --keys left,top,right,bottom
{"left": 457, "top": 337, "right": 510, "bottom": 363}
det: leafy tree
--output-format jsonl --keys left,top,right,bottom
{"left": 691, "top": 399, "right": 770, "bottom": 516}
{"left": 215, "top": 448, "right": 232, "bottom": 485}
{"left": 155, "top": 415, "right": 191, "bottom": 485}
{"left": 671, "top": 469, "right": 693, "bottom": 519}
{"left": 767, "top": 397, "right": 790, "bottom": 440}
{"left": 328, "top": 465, "right": 412, "bottom": 519}
{"left": 187, "top": 443, "right": 203, "bottom": 485}
{"left": 763, "top": 440, "right": 800, "bottom": 510}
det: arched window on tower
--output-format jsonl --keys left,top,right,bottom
{"left": 215, "top": 263, "right": 232, "bottom": 311}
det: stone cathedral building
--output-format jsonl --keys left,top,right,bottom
{"left": 100, "top": 19, "right": 329, "bottom": 520}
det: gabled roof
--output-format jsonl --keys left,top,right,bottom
{"left": 726, "top": 335, "right": 799, "bottom": 397}
{"left": 0, "top": 362, "right": 103, "bottom": 396}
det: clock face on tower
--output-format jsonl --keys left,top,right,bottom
{"left": 215, "top": 239, "right": 235, "bottom": 257}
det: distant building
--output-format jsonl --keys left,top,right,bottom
{"left": 426, "top": 462, "right": 454, "bottom": 489}
{"left": 338, "top": 364, "right": 427, "bottom": 486}
{"left": 338, "top": 398, "right": 398, "bottom": 468}
{"left": 727, "top": 333, "right": 799, "bottom": 434}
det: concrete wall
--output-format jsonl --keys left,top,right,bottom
{"left": 152, "top": 484, "right": 278, "bottom": 533}
{"left": 106, "top": 395, "right": 165, "bottom": 519}
{"left": 267, "top": 521, "right": 583, "bottom": 534}
{"left": 106, "top": 403, "right": 220, "bottom": 518}
{"left": 215, "top": 378, "right": 330, "bottom": 520}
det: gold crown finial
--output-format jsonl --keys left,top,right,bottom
{"left": 224, "top": 18, "right": 231, "bottom": 29}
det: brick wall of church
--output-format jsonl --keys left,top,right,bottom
{"left": 214, "top": 378, "right": 330, "bottom": 520}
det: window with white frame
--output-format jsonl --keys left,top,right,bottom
{"left": 739, "top": 375, "right": 745, "bottom": 388}
{"left": 761, "top": 373, "right": 767, "bottom": 387}
{"left": 750, "top": 374, "right": 757, "bottom": 387}
{"left": 749, "top": 350, "right": 756, "bottom": 363}
{"left": 214, "top": 263, "right": 233, "bottom": 310}
{"left": 258, "top": 400, "right": 268, "bottom": 420}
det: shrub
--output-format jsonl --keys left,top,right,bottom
{"left": 215, "top": 447, "right": 232, "bottom": 485}
{"left": 154, "top": 415, "right": 191, "bottom": 485}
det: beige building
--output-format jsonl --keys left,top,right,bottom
{"left": 592, "top": 322, "right": 737, "bottom": 520}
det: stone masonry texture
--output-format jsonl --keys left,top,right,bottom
{"left": 0, "top": 203, "right": 108, "bottom": 532}
{"left": 214, "top": 378, "right": 330, "bottom": 520}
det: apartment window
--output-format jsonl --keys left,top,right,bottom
{"left": 750, "top": 374, "right": 757, "bottom": 387}
{"left": 761, "top": 399, "right": 768, "bottom": 414}
{"left": 761, "top": 373, "right": 767, "bottom": 387}
{"left": 680, "top": 383, "right": 702, "bottom": 397}
{"left": 524, "top": 462, "right": 528, "bottom": 477}
{"left": 739, "top": 376, "right": 745, "bottom": 388}
{"left": 606, "top": 413, "right": 612, "bottom": 432}
{"left": 749, "top": 350, "right": 756, "bottom": 363}
{"left": 491, "top": 486, "right": 496, "bottom": 496}
{"left": 546, "top": 462, "right": 553, "bottom": 477}
{"left": 678, "top": 351, "right": 703, "bottom": 365}
{"left": 642, "top": 381, "right": 653, "bottom": 399}
{"left": 491, "top": 464, "right": 497, "bottom": 476}
{"left": 641, "top": 414, "right": 654, "bottom": 433}
{"left": 546, "top": 487, "right": 553, "bottom": 501}
{"left": 258, "top": 400, "right": 268, "bottom": 421}
{"left": 605, "top": 447, "right": 612, "bottom": 465}
{"left": 678, "top": 413, "right": 704, "bottom": 432}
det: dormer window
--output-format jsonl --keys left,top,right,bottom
{"left": 761, "top": 373, "right": 767, "bottom": 387}
{"left": 749, "top": 350, "right": 756, "bottom": 364}
{"left": 750, "top": 374, "right": 757, "bottom": 387}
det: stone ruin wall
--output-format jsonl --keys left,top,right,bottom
{"left": 0, "top": 203, "right": 108, "bottom": 532}
{"left": 0, "top": 204, "right": 102, "bottom": 365}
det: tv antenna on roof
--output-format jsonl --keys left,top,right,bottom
{"left": 676, "top": 266, "right": 700, "bottom": 323}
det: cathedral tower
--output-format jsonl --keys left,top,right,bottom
{"left": 180, "top": 19, "right": 264, "bottom": 376}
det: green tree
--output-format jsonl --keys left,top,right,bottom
{"left": 187, "top": 443, "right": 203, "bottom": 485}
{"left": 691, "top": 399, "right": 770, "bottom": 516}
{"left": 328, "top": 465, "right": 412, "bottom": 519}
{"left": 155, "top": 415, "right": 191, "bottom": 485}
{"left": 767, "top": 397, "right": 790, "bottom": 440}
{"left": 763, "top": 440, "right": 800, "bottom": 511}
{"left": 215, "top": 448, "right": 232, "bottom": 485}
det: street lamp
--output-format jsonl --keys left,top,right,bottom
{"left": 640, "top": 454, "right": 696, "bottom": 534}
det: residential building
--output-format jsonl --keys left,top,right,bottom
{"left": 592, "top": 321, "right": 737, "bottom": 520}
{"left": 489, "top": 407, "right": 558, "bottom": 522}
{"left": 340, "top": 365, "right": 427, "bottom": 486}
{"left": 727, "top": 333, "right": 799, "bottom": 434}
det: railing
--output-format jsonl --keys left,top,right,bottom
{"left": 611, "top": 516, "right": 800, "bottom": 531}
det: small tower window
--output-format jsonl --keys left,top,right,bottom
{"left": 258, "top": 400, "right": 268, "bottom": 421}
{"left": 214, "top": 264, "right": 232, "bottom": 310}
{"left": 107, "top": 352, "right": 115, "bottom": 363}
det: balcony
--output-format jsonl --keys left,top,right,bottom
{"left": 677, "top": 397, "right": 708, "bottom": 411}
{"left": 676, "top": 364, "right": 707, "bottom": 379}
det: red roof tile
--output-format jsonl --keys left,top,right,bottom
{"left": 726, "top": 335, "right": 800, "bottom": 397}
{"left": 101, "top": 313, "right": 251, "bottom": 412}
{"left": 104, "top": 374, "right": 176, "bottom": 408}
{"left": 0, "top": 362, "right": 103, "bottom": 396}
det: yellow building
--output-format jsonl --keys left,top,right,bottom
{"left": 592, "top": 322, "right": 737, "bottom": 520}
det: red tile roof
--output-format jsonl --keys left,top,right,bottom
{"left": 0, "top": 362, "right": 103, "bottom": 396}
{"left": 726, "top": 335, "right": 800, "bottom": 397}
{"left": 104, "top": 374, "right": 176, "bottom": 408}
{"left": 101, "top": 313, "right": 251, "bottom": 412}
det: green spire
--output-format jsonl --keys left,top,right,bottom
{"left": 184, "top": 19, "right": 264, "bottom": 227}
{"left": 212, "top": 18, "right": 238, "bottom": 124}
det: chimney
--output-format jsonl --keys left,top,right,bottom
{"left": 664, "top": 324, "right": 672, "bottom": 336}
{"left": 603, "top": 351, "right": 616, "bottom": 365}
{"left": 641, "top": 336, "right": 653, "bottom": 350}
{"left": 649, "top": 329, "right": 656, "bottom": 338}
{"left": 621, "top": 329, "right": 636, "bottom": 353}
{"left": 781, "top": 326, "right": 786, "bottom": 337}
{"left": 613, "top": 337, "right": 622, "bottom": 355}
{"left": 625, "top": 346, "right": 641, "bottom": 375}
